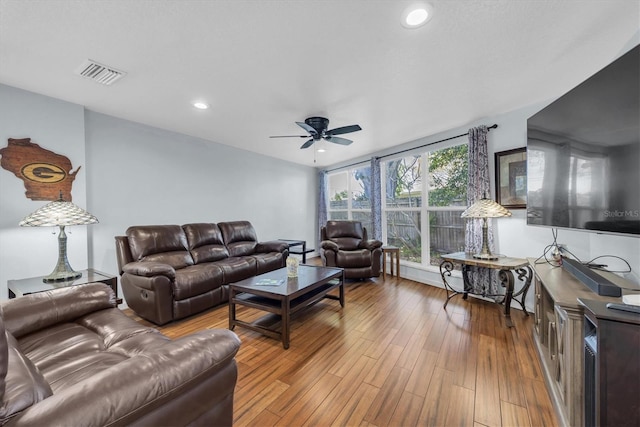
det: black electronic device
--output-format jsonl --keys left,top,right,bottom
{"left": 562, "top": 257, "right": 622, "bottom": 297}
{"left": 526, "top": 44, "right": 640, "bottom": 237}
{"left": 606, "top": 302, "right": 640, "bottom": 315}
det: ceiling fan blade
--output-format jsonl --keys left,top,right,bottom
{"left": 296, "top": 121, "right": 318, "bottom": 137}
{"left": 324, "top": 136, "right": 353, "bottom": 146}
{"left": 326, "top": 124, "right": 362, "bottom": 136}
{"left": 300, "top": 138, "right": 315, "bottom": 149}
{"left": 269, "top": 135, "right": 308, "bottom": 138}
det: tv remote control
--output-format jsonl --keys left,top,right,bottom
{"left": 606, "top": 302, "right": 640, "bottom": 315}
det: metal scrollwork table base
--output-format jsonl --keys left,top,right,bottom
{"left": 439, "top": 252, "right": 532, "bottom": 327}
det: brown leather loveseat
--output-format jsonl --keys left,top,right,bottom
{"left": 116, "top": 221, "right": 288, "bottom": 325}
{"left": 0, "top": 283, "right": 240, "bottom": 426}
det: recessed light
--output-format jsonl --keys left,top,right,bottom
{"left": 406, "top": 9, "right": 427, "bottom": 25}
{"left": 192, "top": 101, "right": 209, "bottom": 110}
{"left": 402, "top": 4, "right": 433, "bottom": 29}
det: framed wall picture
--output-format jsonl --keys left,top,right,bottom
{"left": 495, "top": 147, "right": 526, "bottom": 209}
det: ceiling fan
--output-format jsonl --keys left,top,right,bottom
{"left": 270, "top": 117, "right": 362, "bottom": 149}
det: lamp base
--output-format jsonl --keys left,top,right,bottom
{"left": 472, "top": 217, "right": 499, "bottom": 260}
{"left": 42, "top": 225, "right": 82, "bottom": 283}
{"left": 43, "top": 270, "right": 82, "bottom": 283}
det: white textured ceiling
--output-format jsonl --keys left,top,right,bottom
{"left": 1, "top": 0, "right": 638, "bottom": 167}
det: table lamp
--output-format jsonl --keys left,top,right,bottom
{"left": 19, "top": 192, "right": 98, "bottom": 282}
{"left": 461, "top": 198, "right": 511, "bottom": 260}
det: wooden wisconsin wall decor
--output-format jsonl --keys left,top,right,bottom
{"left": 0, "top": 138, "right": 80, "bottom": 201}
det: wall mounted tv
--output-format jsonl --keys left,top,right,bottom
{"left": 527, "top": 44, "right": 639, "bottom": 236}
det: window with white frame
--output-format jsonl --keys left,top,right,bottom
{"left": 383, "top": 144, "right": 468, "bottom": 267}
{"left": 326, "top": 143, "right": 468, "bottom": 268}
{"left": 327, "top": 165, "right": 372, "bottom": 233}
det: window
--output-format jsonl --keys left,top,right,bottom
{"left": 383, "top": 144, "right": 468, "bottom": 266}
{"left": 326, "top": 143, "right": 468, "bottom": 268}
{"left": 385, "top": 155, "right": 422, "bottom": 262}
{"left": 327, "top": 166, "right": 372, "bottom": 232}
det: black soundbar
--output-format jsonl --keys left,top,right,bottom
{"left": 562, "top": 257, "right": 622, "bottom": 297}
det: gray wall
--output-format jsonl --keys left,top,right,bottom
{"left": 0, "top": 84, "right": 317, "bottom": 301}
{"left": 0, "top": 84, "right": 88, "bottom": 297}
{"left": 84, "top": 111, "right": 318, "bottom": 290}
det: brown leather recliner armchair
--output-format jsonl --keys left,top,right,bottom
{"left": 320, "top": 220, "right": 382, "bottom": 279}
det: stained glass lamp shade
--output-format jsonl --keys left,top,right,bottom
{"left": 461, "top": 198, "right": 511, "bottom": 260}
{"left": 20, "top": 194, "right": 98, "bottom": 282}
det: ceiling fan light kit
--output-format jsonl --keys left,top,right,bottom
{"left": 270, "top": 116, "right": 362, "bottom": 150}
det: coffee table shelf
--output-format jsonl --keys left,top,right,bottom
{"left": 229, "top": 266, "right": 344, "bottom": 349}
{"left": 234, "top": 280, "right": 340, "bottom": 312}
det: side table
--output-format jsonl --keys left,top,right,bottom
{"left": 439, "top": 252, "right": 532, "bottom": 327}
{"left": 8, "top": 268, "right": 121, "bottom": 305}
{"left": 382, "top": 246, "right": 400, "bottom": 279}
{"left": 279, "top": 239, "right": 314, "bottom": 263}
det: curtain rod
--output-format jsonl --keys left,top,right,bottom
{"left": 325, "top": 123, "right": 498, "bottom": 173}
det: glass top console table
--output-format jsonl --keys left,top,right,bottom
{"left": 439, "top": 252, "right": 532, "bottom": 327}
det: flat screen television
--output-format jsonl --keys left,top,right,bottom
{"left": 527, "top": 44, "right": 640, "bottom": 236}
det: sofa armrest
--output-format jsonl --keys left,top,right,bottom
{"left": 4, "top": 329, "right": 241, "bottom": 427}
{"left": 114, "top": 235, "right": 133, "bottom": 276}
{"left": 320, "top": 240, "right": 339, "bottom": 252}
{"left": 123, "top": 261, "right": 176, "bottom": 280}
{"left": 1, "top": 283, "right": 116, "bottom": 339}
{"left": 255, "top": 240, "right": 289, "bottom": 254}
{"left": 360, "top": 239, "right": 383, "bottom": 251}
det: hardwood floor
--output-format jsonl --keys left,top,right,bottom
{"left": 127, "top": 261, "right": 559, "bottom": 427}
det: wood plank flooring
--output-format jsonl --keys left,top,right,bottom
{"left": 127, "top": 261, "right": 559, "bottom": 426}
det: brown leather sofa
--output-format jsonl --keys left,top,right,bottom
{"left": 320, "top": 220, "right": 383, "bottom": 279}
{"left": 115, "top": 221, "right": 288, "bottom": 325}
{"left": 0, "top": 283, "right": 240, "bottom": 426}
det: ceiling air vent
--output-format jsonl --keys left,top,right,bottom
{"left": 75, "top": 59, "right": 126, "bottom": 85}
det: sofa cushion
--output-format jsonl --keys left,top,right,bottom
{"left": 127, "top": 225, "right": 194, "bottom": 269}
{"left": 213, "top": 257, "right": 257, "bottom": 283}
{"left": 173, "top": 264, "right": 225, "bottom": 300}
{"left": 219, "top": 221, "right": 258, "bottom": 257}
{"left": 2, "top": 283, "right": 117, "bottom": 339}
{"left": 142, "top": 251, "right": 194, "bottom": 270}
{"left": 250, "top": 252, "right": 286, "bottom": 275}
{"left": 0, "top": 332, "right": 53, "bottom": 424}
{"left": 17, "top": 308, "right": 164, "bottom": 392}
{"left": 183, "top": 223, "right": 230, "bottom": 263}
{"left": 336, "top": 249, "right": 373, "bottom": 268}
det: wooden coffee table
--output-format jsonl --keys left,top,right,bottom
{"left": 229, "top": 265, "right": 344, "bottom": 349}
